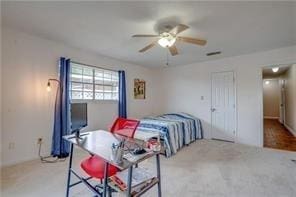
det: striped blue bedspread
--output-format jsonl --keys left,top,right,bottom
{"left": 137, "top": 113, "right": 203, "bottom": 157}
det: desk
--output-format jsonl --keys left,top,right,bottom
{"left": 63, "top": 130, "right": 162, "bottom": 197}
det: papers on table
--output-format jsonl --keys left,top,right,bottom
{"left": 123, "top": 149, "right": 153, "bottom": 163}
{"left": 109, "top": 167, "right": 156, "bottom": 192}
{"left": 117, "top": 167, "right": 154, "bottom": 188}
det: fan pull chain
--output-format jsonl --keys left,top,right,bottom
{"left": 166, "top": 50, "right": 169, "bottom": 66}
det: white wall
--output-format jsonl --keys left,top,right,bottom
{"left": 1, "top": 27, "right": 163, "bottom": 166}
{"left": 283, "top": 64, "right": 296, "bottom": 136}
{"left": 160, "top": 46, "right": 296, "bottom": 147}
{"left": 2, "top": 24, "right": 296, "bottom": 166}
{"left": 263, "top": 79, "right": 280, "bottom": 118}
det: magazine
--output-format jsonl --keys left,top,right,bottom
{"left": 109, "top": 167, "right": 155, "bottom": 191}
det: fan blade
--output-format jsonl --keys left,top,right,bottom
{"left": 170, "top": 24, "right": 189, "bottom": 35}
{"left": 177, "top": 36, "right": 207, "bottom": 46}
{"left": 169, "top": 45, "right": 178, "bottom": 56}
{"left": 132, "top": 34, "right": 159, "bottom": 37}
{"left": 139, "top": 42, "right": 157, "bottom": 52}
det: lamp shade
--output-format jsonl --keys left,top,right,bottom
{"left": 157, "top": 32, "right": 176, "bottom": 48}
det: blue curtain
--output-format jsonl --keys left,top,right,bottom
{"left": 118, "top": 70, "right": 127, "bottom": 118}
{"left": 51, "top": 57, "right": 71, "bottom": 158}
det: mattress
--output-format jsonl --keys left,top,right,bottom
{"left": 136, "top": 113, "right": 203, "bottom": 157}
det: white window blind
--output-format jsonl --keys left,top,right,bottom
{"left": 70, "top": 62, "right": 119, "bottom": 101}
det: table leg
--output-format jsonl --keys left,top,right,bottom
{"left": 66, "top": 143, "right": 74, "bottom": 197}
{"left": 126, "top": 166, "right": 133, "bottom": 197}
{"left": 103, "top": 162, "right": 109, "bottom": 197}
{"left": 156, "top": 154, "right": 162, "bottom": 197}
{"left": 108, "top": 185, "right": 112, "bottom": 197}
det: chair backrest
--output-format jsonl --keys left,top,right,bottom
{"left": 110, "top": 117, "right": 140, "bottom": 138}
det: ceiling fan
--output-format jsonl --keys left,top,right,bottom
{"left": 132, "top": 24, "right": 207, "bottom": 56}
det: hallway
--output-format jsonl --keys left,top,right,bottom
{"left": 264, "top": 119, "right": 296, "bottom": 151}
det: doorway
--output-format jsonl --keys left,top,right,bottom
{"left": 211, "top": 71, "right": 236, "bottom": 142}
{"left": 262, "top": 65, "right": 296, "bottom": 151}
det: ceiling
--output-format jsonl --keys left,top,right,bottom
{"left": 262, "top": 65, "right": 291, "bottom": 79}
{"left": 2, "top": 1, "right": 296, "bottom": 67}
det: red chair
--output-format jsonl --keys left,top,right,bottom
{"left": 110, "top": 117, "right": 140, "bottom": 138}
{"left": 80, "top": 118, "right": 140, "bottom": 181}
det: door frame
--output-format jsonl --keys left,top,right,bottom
{"left": 260, "top": 64, "right": 294, "bottom": 147}
{"left": 210, "top": 70, "right": 238, "bottom": 142}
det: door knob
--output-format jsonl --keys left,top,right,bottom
{"left": 211, "top": 108, "right": 216, "bottom": 112}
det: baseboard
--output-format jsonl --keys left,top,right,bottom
{"left": 211, "top": 138, "right": 234, "bottom": 143}
{"left": 264, "top": 116, "right": 279, "bottom": 120}
{"left": 284, "top": 123, "right": 296, "bottom": 137}
{"left": 1, "top": 156, "right": 40, "bottom": 168}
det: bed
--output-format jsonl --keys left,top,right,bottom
{"left": 135, "top": 113, "right": 203, "bottom": 157}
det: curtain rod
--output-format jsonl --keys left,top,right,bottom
{"left": 70, "top": 60, "right": 119, "bottom": 72}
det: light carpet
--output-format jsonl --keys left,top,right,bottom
{"left": 1, "top": 140, "right": 296, "bottom": 197}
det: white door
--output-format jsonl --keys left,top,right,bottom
{"left": 211, "top": 71, "right": 236, "bottom": 141}
{"left": 279, "top": 79, "right": 286, "bottom": 124}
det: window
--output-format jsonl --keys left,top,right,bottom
{"left": 70, "top": 62, "right": 119, "bottom": 101}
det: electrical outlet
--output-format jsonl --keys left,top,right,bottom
{"left": 37, "top": 138, "right": 43, "bottom": 145}
{"left": 8, "top": 142, "right": 15, "bottom": 150}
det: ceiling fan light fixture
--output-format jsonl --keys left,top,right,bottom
{"left": 158, "top": 33, "right": 176, "bottom": 48}
{"left": 132, "top": 24, "right": 207, "bottom": 55}
{"left": 272, "top": 67, "right": 279, "bottom": 73}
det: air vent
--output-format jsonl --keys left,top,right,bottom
{"left": 207, "top": 51, "right": 221, "bottom": 56}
